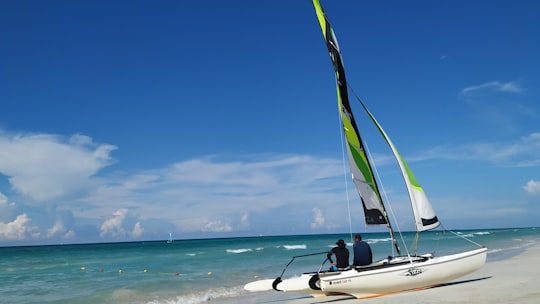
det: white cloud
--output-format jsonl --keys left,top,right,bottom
{"left": 458, "top": 80, "right": 535, "bottom": 131}
{"left": 100, "top": 208, "right": 128, "bottom": 237}
{"left": 485, "top": 208, "right": 528, "bottom": 217}
{"left": 0, "top": 192, "right": 16, "bottom": 221}
{"left": 131, "top": 222, "right": 143, "bottom": 237}
{"left": 0, "top": 192, "right": 9, "bottom": 207}
{"left": 80, "top": 154, "right": 345, "bottom": 233}
{"left": 202, "top": 220, "right": 232, "bottom": 232}
{"left": 461, "top": 80, "right": 524, "bottom": 95}
{"left": 46, "top": 220, "right": 65, "bottom": 237}
{"left": 0, "top": 130, "right": 350, "bottom": 241}
{"left": 310, "top": 208, "right": 325, "bottom": 229}
{"left": 238, "top": 212, "right": 250, "bottom": 229}
{"left": 0, "top": 214, "right": 35, "bottom": 240}
{"left": 64, "top": 230, "right": 76, "bottom": 239}
{"left": 416, "top": 132, "right": 540, "bottom": 167}
{"left": 45, "top": 220, "right": 75, "bottom": 240}
{"left": 0, "top": 132, "right": 116, "bottom": 202}
{"left": 310, "top": 207, "right": 341, "bottom": 230}
{"left": 523, "top": 180, "right": 540, "bottom": 195}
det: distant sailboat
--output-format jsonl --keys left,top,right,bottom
{"left": 166, "top": 232, "right": 173, "bottom": 244}
{"left": 245, "top": 0, "right": 486, "bottom": 298}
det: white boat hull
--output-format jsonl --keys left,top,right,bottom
{"left": 319, "top": 247, "right": 487, "bottom": 298}
{"left": 256, "top": 248, "right": 487, "bottom": 298}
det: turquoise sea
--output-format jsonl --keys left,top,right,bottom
{"left": 1, "top": 227, "right": 539, "bottom": 304}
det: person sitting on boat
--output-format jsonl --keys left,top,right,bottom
{"left": 353, "top": 234, "right": 372, "bottom": 266}
{"left": 327, "top": 239, "right": 349, "bottom": 270}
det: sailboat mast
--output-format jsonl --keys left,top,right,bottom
{"left": 312, "top": 0, "right": 401, "bottom": 255}
{"left": 386, "top": 215, "right": 401, "bottom": 255}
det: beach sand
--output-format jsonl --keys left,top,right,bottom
{"left": 274, "top": 245, "right": 540, "bottom": 304}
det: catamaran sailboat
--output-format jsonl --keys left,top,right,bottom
{"left": 245, "top": 0, "right": 486, "bottom": 299}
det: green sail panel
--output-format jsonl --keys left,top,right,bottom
{"left": 313, "top": 0, "right": 387, "bottom": 226}
{"left": 359, "top": 101, "right": 440, "bottom": 231}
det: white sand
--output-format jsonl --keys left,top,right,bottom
{"left": 280, "top": 245, "right": 540, "bottom": 304}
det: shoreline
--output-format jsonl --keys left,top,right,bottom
{"left": 278, "top": 244, "right": 539, "bottom": 303}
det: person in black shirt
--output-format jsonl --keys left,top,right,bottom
{"left": 353, "top": 234, "right": 373, "bottom": 266}
{"left": 327, "top": 239, "right": 349, "bottom": 270}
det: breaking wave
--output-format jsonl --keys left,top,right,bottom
{"left": 281, "top": 244, "right": 307, "bottom": 250}
{"left": 146, "top": 286, "right": 244, "bottom": 304}
{"left": 226, "top": 248, "right": 253, "bottom": 254}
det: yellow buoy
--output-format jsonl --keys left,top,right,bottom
{"left": 143, "top": 269, "right": 148, "bottom": 273}
{"left": 118, "top": 269, "right": 123, "bottom": 273}
{"left": 80, "top": 267, "right": 86, "bottom": 271}
{"left": 207, "top": 271, "right": 212, "bottom": 276}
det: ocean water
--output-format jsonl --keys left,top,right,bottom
{"left": 1, "top": 227, "right": 539, "bottom": 304}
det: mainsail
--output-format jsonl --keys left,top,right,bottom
{"left": 313, "top": 0, "right": 389, "bottom": 227}
{"left": 313, "top": 0, "right": 402, "bottom": 254}
{"left": 313, "top": 0, "right": 439, "bottom": 235}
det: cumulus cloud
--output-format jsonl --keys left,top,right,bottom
{"left": 523, "top": 180, "right": 540, "bottom": 195}
{"left": 310, "top": 207, "right": 342, "bottom": 230}
{"left": 0, "top": 192, "right": 16, "bottom": 220}
{"left": 0, "top": 132, "right": 116, "bottom": 202}
{"left": 100, "top": 208, "right": 128, "bottom": 237}
{"left": 310, "top": 208, "right": 326, "bottom": 229}
{"left": 0, "top": 193, "right": 44, "bottom": 241}
{"left": 64, "top": 230, "right": 76, "bottom": 239}
{"left": 99, "top": 209, "right": 143, "bottom": 239}
{"left": 46, "top": 220, "right": 65, "bottom": 238}
{"left": 0, "top": 192, "right": 10, "bottom": 207}
{"left": 132, "top": 222, "right": 143, "bottom": 237}
{"left": 461, "top": 80, "right": 524, "bottom": 95}
{"left": 0, "top": 141, "right": 351, "bottom": 242}
{"left": 44, "top": 220, "right": 76, "bottom": 239}
{"left": 87, "top": 154, "right": 345, "bottom": 234}
{"left": 0, "top": 214, "right": 37, "bottom": 240}
{"left": 239, "top": 212, "right": 250, "bottom": 229}
{"left": 202, "top": 220, "right": 232, "bottom": 232}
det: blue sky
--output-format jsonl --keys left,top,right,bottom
{"left": 1, "top": 0, "right": 539, "bottom": 246}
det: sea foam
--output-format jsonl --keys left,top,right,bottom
{"left": 226, "top": 248, "right": 252, "bottom": 254}
{"left": 281, "top": 244, "right": 307, "bottom": 250}
{"left": 147, "top": 286, "right": 243, "bottom": 304}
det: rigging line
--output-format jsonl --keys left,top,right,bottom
{"left": 412, "top": 231, "right": 421, "bottom": 255}
{"left": 363, "top": 141, "right": 411, "bottom": 257}
{"left": 337, "top": 106, "right": 354, "bottom": 244}
{"left": 347, "top": 84, "right": 412, "bottom": 257}
{"left": 443, "top": 225, "right": 485, "bottom": 248}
